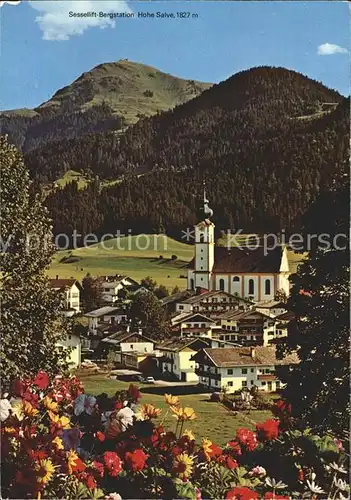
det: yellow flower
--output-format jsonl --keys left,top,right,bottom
{"left": 164, "top": 394, "right": 179, "bottom": 407}
{"left": 182, "top": 429, "right": 195, "bottom": 441}
{"left": 12, "top": 401, "right": 39, "bottom": 420}
{"left": 67, "top": 450, "right": 79, "bottom": 474}
{"left": 35, "top": 458, "right": 55, "bottom": 485}
{"left": 173, "top": 453, "right": 194, "bottom": 479}
{"left": 202, "top": 438, "right": 213, "bottom": 461}
{"left": 43, "top": 396, "right": 59, "bottom": 413}
{"left": 48, "top": 411, "right": 71, "bottom": 429}
{"left": 171, "top": 406, "right": 196, "bottom": 421}
{"left": 135, "top": 403, "right": 161, "bottom": 420}
{"left": 52, "top": 436, "right": 64, "bottom": 450}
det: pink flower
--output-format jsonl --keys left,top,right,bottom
{"left": 248, "top": 466, "right": 266, "bottom": 477}
{"left": 33, "top": 371, "right": 49, "bottom": 390}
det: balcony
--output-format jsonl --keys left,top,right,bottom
{"left": 195, "top": 366, "right": 221, "bottom": 381}
{"left": 258, "top": 374, "right": 277, "bottom": 381}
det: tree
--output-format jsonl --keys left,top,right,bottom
{"left": 129, "top": 293, "right": 169, "bottom": 340}
{"left": 171, "top": 286, "right": 181, "bottom": 295}
{"left": 140, "top": 276, "right": 157, "bottom": 292}
{"left": 154, "top": 284, "right": 169, "bottom": 299}
{"left": 278, "top": 174, "right": 349, "bottom": 437}
{"left": 0, "top": 136, "right": 71, "bottom": 388}
{"left": 81, "top": 274, "right": 104, "bottom": 311}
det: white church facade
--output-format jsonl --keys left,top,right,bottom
{"left": 187, "top": 190, "right": 290, "bottom": 302}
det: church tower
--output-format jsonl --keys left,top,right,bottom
{"left": 193, "top": 184, "right": 215, "bottom": 291}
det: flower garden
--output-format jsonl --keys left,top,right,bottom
{"left": 1, "top": 372, "right": 349, "bottom": 500}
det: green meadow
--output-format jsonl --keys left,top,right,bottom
{"left": 49, "top": 234, "right": 306, "bottom": 290}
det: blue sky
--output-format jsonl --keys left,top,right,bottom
{"left": 0, "top": 1, "right": 349, "bottom": 110}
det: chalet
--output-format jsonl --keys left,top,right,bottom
{"left": 192, "top": 346, "right": 299, "bottom": 393}
{"left": 176, "top": 290, "right": 253, "bottom": 314}
{"left": 49, "top": 278, "right": 81, "bottom": 316}
{"left": 187, "top": 190, "right": 291, "bottom": 301}
{"left": 256, "top": 300, "right": 287, "bottom": 318}
{"left": 101, "top": 275, "right": 139, "bottom": 304}
{"left": 102, "top": 330, "right": 156, "bottom": 371}
{"left": 160, "top": 290, "right": 195, "bottom": 314}
{"left": 84, "top": 306, "right": 128, "bottom": 334}
{"left": 171, "top": 312, "right": 219, "bottom": 339}
{"left": 157, "top": 338, "right": 211, "bottom": 382}
{"left": 218, "top": 309, "right": 276, "bottom": 346}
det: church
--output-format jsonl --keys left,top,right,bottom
{"left": 187, "top": 188, "right": 291, "bottom": 302}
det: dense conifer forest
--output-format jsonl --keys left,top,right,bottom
{"left": 3, "top": 65, "right": 349, "bottom": 239}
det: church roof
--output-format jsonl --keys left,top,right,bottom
{"left": 188, "top": 246, "right": 284, "bottom": 273}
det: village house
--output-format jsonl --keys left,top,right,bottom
{"left": 102, "top": 330, "right": 157, "bottom": 371}
{"left": 101, "top": 275, "right": 139, "bottom": 304}
{"left": 217, "top": 309, "right": 277, "bottom": 346}
{"left": 255, "top": 300, "right": 287, "bottom": 318}
{"left": 57, "top": 332, "right": 81, "bottom": 367}
{"left": 187, "top": 190, "right": 291, "bottom": 301}
{"left": 160, "top": 290, "right": 196, "bottom": 314}
{"left": 269, "top": 311, "right": 295, "bottom": 345}
{"left": 176, "top": 290, "right": 253, "bottom": 314}
{"left": 192, "top": 346, "right": 298, "bottom": 393}
{"left": 157, "top": 338, "right": 211, "bottom": 382}
{"left": 171, "top": 312, "right": 219, "bottom": 339}
{"left": 84, "top": 306, "right": 128, "bottom": 334}
{"left": 49, "top": 277, "right": 81, "bottom": 316}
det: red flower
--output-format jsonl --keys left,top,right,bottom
{"left": 226, "top": 487, "right": 259, "bottom": 500}
{"left": 23, "top": 391, "right": 39, "bottom": 406}
{"left": 128, "top": 384, "right": 141, "bottom": 401}
{"left": 95, "top": 431, "right": 105, "bottom": 442}
{"left": 125, "top": 449, "right": 148, "bottom": 471}
{"left": 171, "top": 445, "right": 183, "bottom": 457}
{"left": 273, "top": 400, "right": 292, "bottom": 416}
{"left": 236, "top": 429, "right": 258, "bottom": 451}
{"left": 264, "top": 493, "right": 290, "bottom": 500}
{"left": 103, "top": 452, "right": 122, "bottom": 477}
{"left": 30, "top": 450, "right": 48, "bottom": 461}
{"left": 218, "top": 454, "right": 238, "bottom": 469}
{"left": 12, "top": 379, "right": 25, "bottom": 397}
{"left": 92, "top": 461, "right": 104, "bottom": 478}
{"left": 84, "top": 474, "right": 96, "bottom": 490}
{"left": 227, "top": 440, "right": 242, "bottom": 455}
{"left": 114, "top": 401, "right": 123, "bottom": 410}
{"left": 298, "top": 469, "right": 304, "bottom": 482}
{"left": 256, "top": 419, "right": 280, "bottom": 441}
{"left": 34, "top": 371, "right": 49, "bottom": 390}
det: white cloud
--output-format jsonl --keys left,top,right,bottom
{"left": 29, "top": 1, "right": 131, "bottom": 41}
{"left": 0, "top": 1, "right": 22, "bottom": 6}
{"left": 317, "top": 43, "right": 348, "bottom": 56}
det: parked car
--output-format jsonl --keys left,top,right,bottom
{"left": 144, "top": 376, "right": 155, "bottom": 384}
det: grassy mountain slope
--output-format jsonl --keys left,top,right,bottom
{"left": 0, "top": 60, "right": 211, "bottom": 152}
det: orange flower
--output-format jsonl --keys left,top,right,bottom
{"left": 171, "top": 406, "right": 196, "bottom": 421}
{"left": 42, "top": 397, "right": 59, "bottom": 413}
{"left": 164, "top": 394, "right": 179, "bottom": 407}
{"left": 135, "top": 403, "right": 161, "bottom": 420}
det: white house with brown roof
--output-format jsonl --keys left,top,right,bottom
{"left": 49, "top": 278, "right": 81, "bottom": 315}
{"left": 176, "top": 290, "right": 253, "bottom": 314}
{"left": 102, "top": 330, "right": 156, "bottom": 370}
{"left": 187, "top": 192, "right": 290, "bottom": 301}
{"left": 192, "top": 346, "right": 298, "bottom": 393}
{"left": 101, "top": 275, "right": 139, "bottom": 304}
{"left": 217, "top": 309, "right": 277, "bottom": 346}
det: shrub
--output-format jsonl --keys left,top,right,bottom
{"left": 171, "top": 254, "right": 178, "bottom": 261}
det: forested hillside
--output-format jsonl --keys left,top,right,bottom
{"left": 41, "top": 66, "right": 349, "bottom": 239}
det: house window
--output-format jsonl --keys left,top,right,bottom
{"left": 261, "top": 381, "right": 266, "bottom": 386}
{"left": 199, "top": 233, "right": 205, "bottom": 242}
{"left": 250, "top": 380, "right": 254, "bottom": 385}
{"left": 215, "top": 380, "right": 218, "bottom": 386}
{"left": 190, "top": 279, "right": 194, "bottom": 290}
{"left": 265, "top": 279, "right": 271, "bottom": 295}
{"left": 227, "top": 369, "right": 233, "bottom": 375}
{"left": 130, "top": 344, "right": 134, "bottom": 349}
{"left": 219, "top": 279, "right": 225, "bottom": 291}
{"left": 248, "top": 279, "right": 254, "bottom": 295}
{"left": 251, "top": 368, "right": 254, "bottom": 373}
{"left": 276, "top": 381, "right": 281, "bottom": 389}
{"left": 242, "top": 381, "right": 247, "bottom": 387}
{"left": 242, "top": 368, "right": 248, "bottom": 374}
{"left": 233, "top": 276, "right": 240, "bottom": 282}
{"left": 179, "top": 305, "right": 184, "bottom": 310}
{"left": 228, "top": 381, "right": 233, "bottom": 387}
{"left": 201, "top": 249, "right": 203, "bottom": 252}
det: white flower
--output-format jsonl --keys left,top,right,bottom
{"left": 105, "top": 494, "right": 122, "bottom": 500}
{"left": 329, "top": 462, "right": 348, "bottom": 474}
{"left": 265, "top": 477, "right": 287, "bottom": 489}
{"left": 249, "top": 466, "right": 266, "bottom": 477}
{"left": 306, "top": 479, "right": 325, "bottom": 494}
{"left": 334, "top": 477, "right": 350, "bottom": 492}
